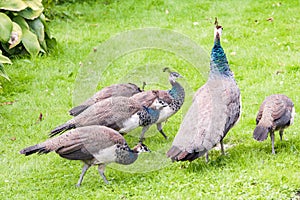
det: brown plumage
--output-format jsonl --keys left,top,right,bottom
{"left": 51, "top": 96, "right": 143, "bottom": 136}
{"left": 253, "top": 94, "right": 295, "bottom": 154}
{"left": 20, "top": 125, "right": 150, "bottom": 186}
{"left": 166, "top": 20, "right": 241, "bottom": 162}
{"left": 50, "top": 91, "right": 168, "bottom": 138}
{"left": 131, "top": 90, "right": 173, "bottom": 107}
{"left": 69, "top": 83, "right": 142, "bottom": 116}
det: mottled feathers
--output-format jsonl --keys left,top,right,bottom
{"left": 253, "top": 94, "right": 295, "bottom": 141}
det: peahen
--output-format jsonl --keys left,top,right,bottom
{"left": 253, "top": 94, "right": 295, "bottom": 154}
{"left": 152, "top": 68, "right": 185, "bottom": 141}
{"left": 50, "top": 91, "right": 168, "bottom": 142}
{"left": 69, "top": 83, "right": 143, "bottom": 116}
{"left": 167, "top": 19, "right": 241, "bottom": 162}
{"left": 20, "top": 125, "right": 150, "bottom": 186}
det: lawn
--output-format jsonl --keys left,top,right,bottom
{"left": 1, "top": 0, "right": 300, "bottom": 199}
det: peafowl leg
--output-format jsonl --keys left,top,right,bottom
{"left": 270, "top": 131, "right": 275, "bottom": 154}
{"left": 139, "top": 126, "right": 150, "bottom": 143}
{"left": 279, "top": 129, "right": 284, "bottom": 141}
{"left": 220, "top": 140, "right": 225, "bottom": 155}
{"left": 76, "top": 163, "right": 91, "bottom": 187}
{"left": 205, "top": 152, "right": 209, "bottom": 163}
{"left": 156, "top": 123, "right": 168, "bottom": 140}
{"left": 98, "top": 164, "right": 109, "bottom": 184}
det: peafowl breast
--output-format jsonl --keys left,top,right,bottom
{"left": 167, "top": 20, "right": 241, "bottom": 162}
{"left": 253, "top": 94, "right": 295, "bottom": 154}
{"left": 130, "top": 89, "right": 173, "bottom": 141}
{"left": 20, "top": 125, "right": 150, "bottom": 186}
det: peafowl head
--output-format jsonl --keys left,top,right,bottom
{"left": 148, "top": 98, "right": 168, "bottom": 110}
{"left": 150, "top": 90, "right": 169, "bottom": 109}
{"left": 163, "top": 67, "right": 183, "bottom": 84}
{"left": 214, "top": 17, "right": 223, "bottom": 43}
{"left": 133, "top": 143, "right": 151, "bottom": 154}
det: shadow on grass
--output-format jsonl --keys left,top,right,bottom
{"left": 181, "top": 136, "right": 299, "bottom": 173}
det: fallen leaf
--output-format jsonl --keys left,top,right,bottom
{"left": 267, "top": 17, "right": 274, "bottom": 22}
{"left": 272, "top": 2, "right": 282, "bottom": 7}
{"left": 276, "top": 70, "right": 284, "bottom": 75}
{"left": 0, "top": 100, "right": 16, "bottom": 106}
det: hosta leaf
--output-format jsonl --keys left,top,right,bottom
{"left": 0, "top": 63, "right": 10, "bottom": 81}
{"left": 13, "top": 16, "right": 29, "bottom": 29}
{"left": 0, "top": 0, "right": 27, "bottom": 11}
{"left": 0, "top": 51, "right": 12, "bottom": 64}
{"left": 40, "top": 39, "right": 47, "bottom": 52}
{"left": 23, "top": 0, "right": 43, "bottom": 11}
{"left": 9, "top": 22, "right": 23, "bottom": 49}
{"left": 0, "top": 13, "right": 13, "bottom": 43}
{"left": 28, "top": 17, "right": 44, "bottom": 43}
{"left": 1, "top": 43, "right": 21, "bottom": 55}
{"left": 22, "top": 29, "right": 40, "bottom": 56}
{"left": 19, "top": 7, "right": 43, "bottom": 20}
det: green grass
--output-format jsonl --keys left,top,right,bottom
{"left": 1, "top": 0, "right": 300, "bottom": 199}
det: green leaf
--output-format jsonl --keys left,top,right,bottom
{"left": 0, "top": 63, "right": 10, "bottom": 81}
{"left": 28, "top": 17, "right": 44, "bottom": 44}
{"left": 9, "top": 22, "right": 23, "bottom": 49}
{"left": 23, "top": 0, "right": 43, "bottom": 11}
{"left": 22, "top": 29, "right": 40, "bottom": 56}
{"left": 0, "top": 13, "right": 13, "bottom": 43}
{"left": 0, "top": 51, "right": 12, "bottom": 64}
{"left": 0, "top": 0, "right": 27, "bottom": 11}
{"left": 13, "top": 16, "right": 29, "bottom": 29}
{"left": 39, "top": 39, "right": 47, "bottom": 52}
{"left": 1, "top": 42, "right": 24, "bottom": 55}
{"left": 19, "top": 7, "right": 43, "bottom": 20}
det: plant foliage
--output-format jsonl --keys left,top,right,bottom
{"left": 0, "top": 0, "right": 56, "bottom": 80}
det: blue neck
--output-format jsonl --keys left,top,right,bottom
{"left": 210, "top": 40, "right": 233, "bottom": 77}
{"left": 144, "top": 107, "right": 160, "bottom": 121}
{"left": 169, "top": 82, "right": 184, "bottom": 99}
